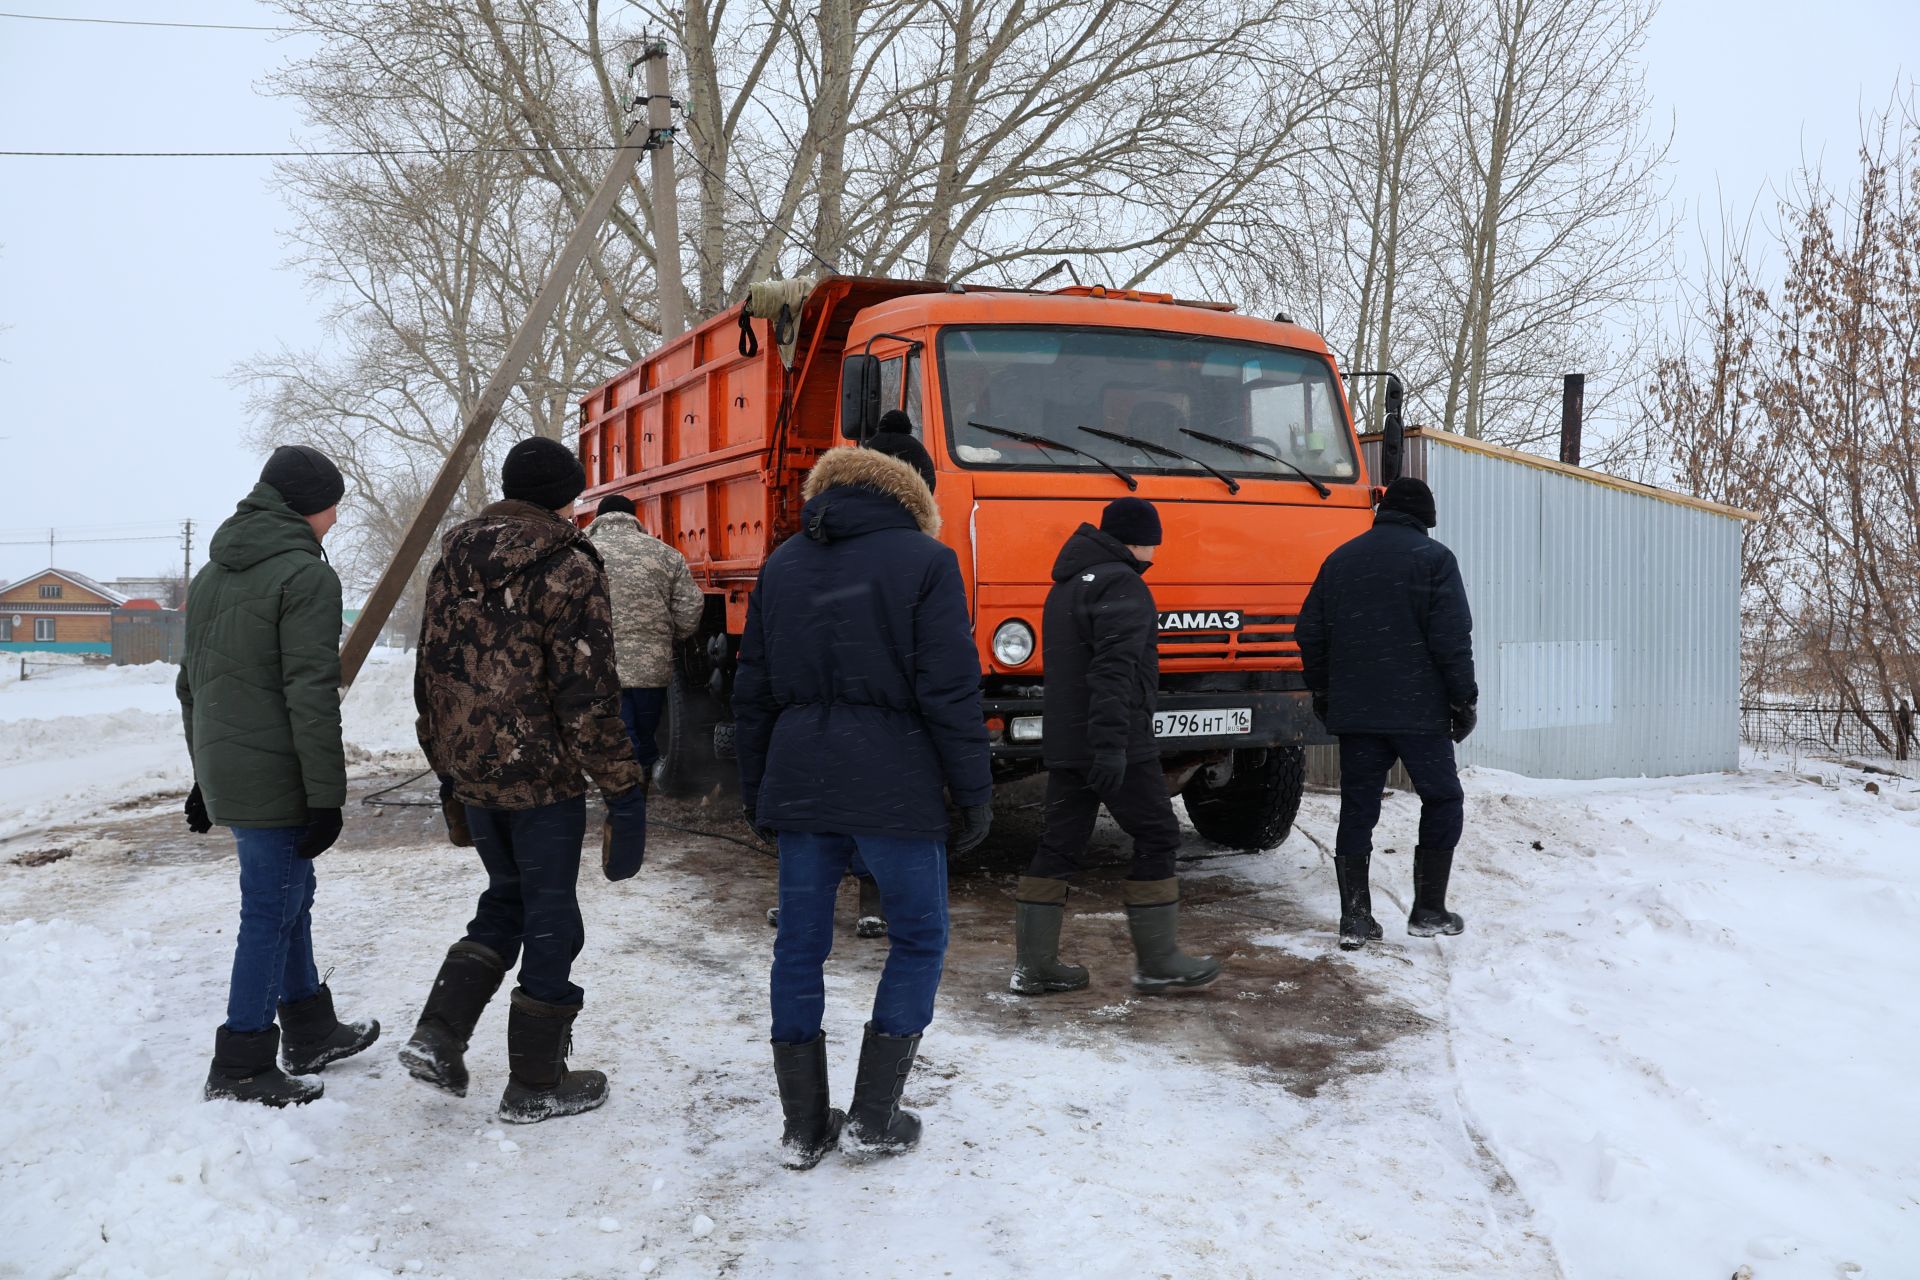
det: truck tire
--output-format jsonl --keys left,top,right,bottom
{"left": 655, "top": 661, "right": 727, "bottom": 798}
{"left": 1181, "top": 746, "right": 1306, "bottom": 851}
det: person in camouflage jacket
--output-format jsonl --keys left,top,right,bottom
{"left": 584, "top": 494, "right": 705, "bottom": 777}
{"left": 402, "top": 437, "right": 646, "bottom": 1126}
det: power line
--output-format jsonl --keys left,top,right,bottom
{"left": 0, "top": 9, "right": 295, "bottom": 31}
{"left": 671, "top": 135, "right": 839, "bottom": 275}
{"left": 1, "top": 144, "right": 643, "bottom": 158}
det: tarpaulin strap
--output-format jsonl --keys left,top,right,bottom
{"left": 738, "top": 309, "right": 759, "bottom": 358}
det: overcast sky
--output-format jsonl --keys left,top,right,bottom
{"left": 1, "top": 0, "right": 1916, "bottom": 593}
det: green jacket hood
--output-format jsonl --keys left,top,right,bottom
{"left": 209, "top": 482, "right": 324, "bottom": 573}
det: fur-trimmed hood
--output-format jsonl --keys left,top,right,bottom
{"left": 800, "top": 446, "right": 941, "bottom": 537}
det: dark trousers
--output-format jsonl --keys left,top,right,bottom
{"left": 462, "top": 795, "right": 587, "bottom": 1005}
{"left": 1025, "top": 760, "right": 1180, "bottom": 882}
{"left": 770, "top": 830, "right": 949, "bottom": 1043}
{"left": 1335, "top": 733, "right": 1464, "bottom": 860}
{"left": 224, "top": 826, "right": 323, "bottom": 1032}
{"left": 618, "top": 686, "right": 667, "bottom": 774}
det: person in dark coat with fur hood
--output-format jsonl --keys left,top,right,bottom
{"left": 1297, "top": 476, "right": 1478, "bottom": 951}
{"left": 402, "top": 437, "right": 648, "bottom": 1125}
{"left": 1009, "top": 498, "right": 1221, "bottom": 999}
{"left": 734, "top": 434, "right": 992, "bottom": 1169}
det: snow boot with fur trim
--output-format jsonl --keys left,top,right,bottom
{"left": 499, "top": 988, "right": 608, "bottom": 1124}
{"left": 1407, "top": 845, "right": 1466, "bottom": 937}
{"left": 278, "top": 983, "right": 380, "bottom": 1075}
{"left": 844, "top": 1023, "right": 922, "bottom": 1155}
{"left": 1009, "top": 877, "right": 1091, "bottom": 995}
{"left": 1123, "top": 879, "right": 1222, "bottom": 992}
{"left": 205, "top": 1026, "right": 323, "bottom": 1107}
{"left": 772, "top": 1032, "right": 844, "bottom": 1170}
{"left": 1334, "top": 855, "right": 1384, "bottom": 951}
{"left": 399, "top": 941, "right": 505, "bottom": 1097}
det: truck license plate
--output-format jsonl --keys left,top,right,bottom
{"left": 1153, "top": 707, "right": 1253, "bottom": 738}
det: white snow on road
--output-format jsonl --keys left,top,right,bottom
{"left": 0, "top": 665, "right": 1914, "bottom": 1278}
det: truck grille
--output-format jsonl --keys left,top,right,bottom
{"left": 1157, "top": 613, "right": 1298, "bottom": 666}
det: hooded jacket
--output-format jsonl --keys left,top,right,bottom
{"left": 733, "top": 448, "right": 990, "bottom": 841}
{"left": 414, "top": 500, "right": 642, "bottom": 810}
{"left": 584, "top": 511, "right": 706, "bottom": 688}
{"left": 1040, "top": 523, "right": 1161, "bottom": 769}
{"left": 1297, "top": 509, "right": 1478, "bottom": 736}
{"left": 177, "top": 482, "right": 346, "bottom": 828}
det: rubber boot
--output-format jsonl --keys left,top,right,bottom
{"left": 398, "top": 941, "right": 505, "bottom": 1097}
{"left": 1123, "top": 878, "right": 1222, "bottom": 993}
{"left": 772, "top": 1033, "right": 844, "bottom": 1170}
{"left": 1334, "top": 855, "right": 1384, "bottom": 952}
{"left": 278, "top": 983, "right": 381, "bottom": 1075}
{"left": 499, "top": 988, "right": 608, "bottom": 1124}
{"left": 1408, "top": 845, "right": 1466, "bottom": 937}
{"left": 855, "top": 876, "right": 887, "bottom": 939}
{"left": 844, "top": 1023, "right": 922, "bottom": 1155}
{"left": 204, "top": 1026, "right": 323, "bottom": 1107}
{"left": 1009, "top": 877, "right": 1091, "bottom": 995}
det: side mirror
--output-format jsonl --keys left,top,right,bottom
{"left": 839, "top": 354, "right": 881, "bottom": 441}
{"left": 1378, "top": 373, "right": 1405, "bottom": 486}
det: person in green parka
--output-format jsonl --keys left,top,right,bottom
{"left": 179, "top": 445, "right": 379, "bottom": 1107}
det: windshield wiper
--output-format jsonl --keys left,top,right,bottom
{"left": 1079, "top": 425, "right": 1240, "bottom": 495}
{"left": 1179, "top": 427, "right": 1332, "bottom": 499}
{"left": 966, "top": 420, "right": 1138, "bottom": 489}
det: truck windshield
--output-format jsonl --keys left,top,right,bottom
{"left": 938, "top": 326, "right": 1359, "bottom": 482}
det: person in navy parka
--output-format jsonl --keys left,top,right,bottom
{"left": 734, "top": 439, "right": 992, "bottom": 1169}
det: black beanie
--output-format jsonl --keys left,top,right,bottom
{"left": 260, "top": 445, "right": 345, "bottom": 517}
{"left": 1380, "top": 476, "right": 1437, "bottom": 529}
{"left": 1100, "top": 496, "right": 1162, "bottom": 546}
{"left": 876, "top": 409, "right": 915, "bottom": 435}
{"left": 502, "top": 437, "right": 586, "bottom": 511}
{"left": 597, "top": 494, "right": 637, "bottom": 518}
{"left": 865, "top": 431, "right": 937, "bottom": 494}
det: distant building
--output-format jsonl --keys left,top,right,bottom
{"left": 0, "top": 569, "right": 130, "bottom": 654}
{"left": 105, "top": 576, "right": 184, "bottom": 609}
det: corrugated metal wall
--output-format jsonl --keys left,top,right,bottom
{"left": 1351, "top": 433, "right": 1743, "bottom": 779}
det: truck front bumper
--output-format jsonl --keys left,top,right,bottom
{"left": 984, "top": 688, "right": 1332, "bottom": 760}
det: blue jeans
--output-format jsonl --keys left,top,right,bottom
{"left": 463, "top": 796, "right": 588, "bottom": 1005}
{"left": 224, "top": 827, "right": 322, "bottom": 1033}
{"left": 618, "top": 687, "right": 667, "bottom": 774}
{"left": 1335, "top": 733, "right": 1464, "bottom": 859}
{"left": 771, "top": 831, "right": 948, "bottom": 1043}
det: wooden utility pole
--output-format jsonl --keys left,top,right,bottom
{"left": 337, "top": 70, "right": 663, "bottom": 689}
{"left": 643, "top": 39, "right": 686, "bottom": 340}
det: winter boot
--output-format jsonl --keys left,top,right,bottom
{"left": 204, "top": 1026, "right": 323, "bottom": 1107}
{"left": 499, "top": 988, "right": 608, "bottom": 1124}
{"left": 1009, "top": 877, "right": 1091, "bottom": 995}
{"left": 844, "top": 1023, "right": 923, "bottom": 1156}
{"left": 772, "top": 1033, "right": 844, "bottom": 1171}
{"left": 1123, "top": 878, "right": 1222, "bottom": 993}
{"left": 398, "top": 941, "right": 505, "bottom": 1097}
{"left": 278, "top": 983, "right": 381, "bottom": 1075}
{"left": 1408, "top": 845, "right": 1466, "bottom": 937}
{"left": 1334, "top": 854, "right": 1384, "bottom": 951}
{"left": 855, "top": 876, "right": 887, "bottom": 939}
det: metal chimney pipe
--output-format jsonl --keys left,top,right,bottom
{"left": 1560, "top": 373, "right": 1586, "bottom": 467}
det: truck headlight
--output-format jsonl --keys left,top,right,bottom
{"left": 992, "top": 619, "right": 1035, "bottom": 667}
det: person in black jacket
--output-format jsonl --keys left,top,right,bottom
{"left": 735, "top": 443, "right": 992, "bottom": 1169}
{"left": 1297, "top": 476, "right": 1478, "bottom": 950}
{"left": 1010, "top": 498, "right": 1221, "bottom": 997}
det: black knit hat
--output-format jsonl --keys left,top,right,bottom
{"left": 1380, "top": 476, "right": 1437, "bottom": 529}
{"left": 260, "top": 445, "right": 345, "bottom": 516}
{"left": 1100, "top": 496, "right": 1162, "bottom": 546}
{"left": 502, "top": 437, "right": 586, "bottom": 510}
{"left": 865, "top": 430, "right": 937, "bottom": 494}
{"left": 876, "top": 409, "right": 915, "bottom": 435}
{"left": 597, "top": 494, "right": 637, "bottom": 518}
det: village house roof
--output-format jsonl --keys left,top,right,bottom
{"left": 0, "top": 568, "right": 132, "bottom": 606}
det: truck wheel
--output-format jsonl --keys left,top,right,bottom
{"left": 1181, "top": 746, "right": 1306, "bottom": 851}
{"left": 655, "top": 661, "right": 726, "bottom": 798}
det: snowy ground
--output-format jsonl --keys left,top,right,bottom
{"left": 0, "top": 662, "right": 1914, "bottom": 1279}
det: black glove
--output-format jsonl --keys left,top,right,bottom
{"left": 184, "top": 783, "right": 212, "bottom": 834}
{"left": 1084, "top": 751, "right": 1127, "bottom": 796}
{"left": 296, "top": 808, "right": 343, "bottom": 860}
{"left": 951, "top": 803, "right": 993, "bottom": 855}
{"left": 1311, "top": 692, "right": 1330, "bottom": 728}
{"left": 1450, "top": 701, "right": 1478, "bottom": 744}
{"left": 741, "top": 802, "right": 777, "bottom": 847}
{"left": 602, "top": 786, "right": 647, "bottom": 881}
{"left": 438, "top": 777, "right": 473, "bottom": 848}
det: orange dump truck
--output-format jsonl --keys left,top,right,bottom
{"left": 576, "top": 276, "right": 1404, "bottom": 849}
